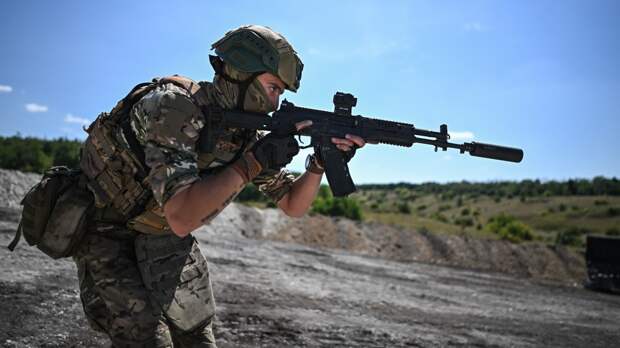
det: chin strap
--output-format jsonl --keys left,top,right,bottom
{"left": 209, "top": 55, "right": 262, "bottom": 110}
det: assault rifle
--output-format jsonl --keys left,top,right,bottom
{"left": 200, "top": 92, "right": 524, "bottom": 197}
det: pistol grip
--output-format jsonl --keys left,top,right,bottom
{"left": 319, "top": 142, "right": 356, "bottom": 197}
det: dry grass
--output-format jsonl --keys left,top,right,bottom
{"left": 354, "top": 190, "right": 620, "bottom": 243}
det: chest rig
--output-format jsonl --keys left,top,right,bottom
{"left": 80, "top": 76, "right": 249, "bottom": 234}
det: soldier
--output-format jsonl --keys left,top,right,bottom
{"left": 74, "top": 25, "right": 366, "bottom": 347}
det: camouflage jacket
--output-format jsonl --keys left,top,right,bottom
{"left": 130, "top": 81, "right": 296, "bottom": 207}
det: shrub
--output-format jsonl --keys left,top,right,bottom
{"left": 398, "top": 202, "right": 411, "bottom": 214}
{"left": 431, "top": 212, "right": 449, "bottom": 223}
{"left": 461, "top": 208, "right": 470, "bottom": 216}
{"left": 396, "top": 187, "right": 409, "bottom": 200}
{"left": 311, "top": 185, "right": 363, "bottom": 220}
{"left": 606, "top": 227, "right": 620, "bottom": 236}
{"left": 454, "top": 217, "right": 474, "bottom": 227}
{"left": 485, "top": 214, "right": 534, "bottom": 243}
{"left": 607, "top": 207, "right": 620, "bottom": 217}
{"left": 594, "top": 200, "right": 609, "bottom": 206}
{"left": 416, "top": 204, "right": 427, "bottom": 211}
{"left": 555, "top": 227, "right": 590, "bottom": 247}
{"left": 438, "top": 204, "right": 451, "bottom": 212}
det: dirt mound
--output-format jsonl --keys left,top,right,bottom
{"left": 251, "top": 212, "right": 585, "bottom": 285}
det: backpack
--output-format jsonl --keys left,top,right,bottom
{"left": 9, "top": 166, "right": 93, "bottom": 259}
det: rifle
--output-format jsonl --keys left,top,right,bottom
{"left": 200, "top": 92, "right": 524, "bottom": 197}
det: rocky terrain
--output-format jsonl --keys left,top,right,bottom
{"left": 1, "top": 169, "right": 619, "bottom": 347}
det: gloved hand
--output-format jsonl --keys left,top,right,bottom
{"left": 314, "top": 143, "right": 357, "bottom": 167}
{"left": 231, "top": 124, "right": 305, "bottom": 183}
{"left": 251, "top": 133, "right": 300, "bottom": 172}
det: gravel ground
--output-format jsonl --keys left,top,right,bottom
{"left": 1, "top": 214, "right": 619, "bottom": 347}
{"left": 1, "top": 169, "right": 617, "bottom": 347}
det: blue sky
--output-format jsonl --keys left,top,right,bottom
{"left": 0, "top": 0, "right": 618, "bottom": 184}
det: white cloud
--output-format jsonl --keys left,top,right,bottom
{"left": 25, "top": 103, "right": 48, "bottom": 112}
{"left": 64, "top": 113, "right": 90, "bottom": 125}
{"left": 464, "top": 22, "right": 484, "bottom": 32}
{"left": 0, "top": 85, "right": 13, "bottom": 93}
{"left": 450, "top": 131, "right": 475, "bottom": 141}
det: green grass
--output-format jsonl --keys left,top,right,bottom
{"left": 352, "top": 189, "right": 620, "bottom": 245}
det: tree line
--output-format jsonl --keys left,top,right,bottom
{"left": 359, "top": 177, "right": 620, "bottom": 197}
{"left": 0, "top": 135, "right": 82, "bottom": 173}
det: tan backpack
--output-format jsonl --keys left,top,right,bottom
{"left": 10, "top": 166, "right": 93, "bottom": 259}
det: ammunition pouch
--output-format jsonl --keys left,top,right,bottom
{"left": 11, "top": 166, "right": 93, "bottom": 259}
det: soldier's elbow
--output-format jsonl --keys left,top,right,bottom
{"left": 168, "top": 218, "right": 194, "bottom": 237}
{"left": 280, "top": 202, "right": 308, "bottom": 218}
{"left": 164, "top": 193, "right": 194, "bottom": 237}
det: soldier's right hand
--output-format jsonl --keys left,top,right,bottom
{"left": 249, "top": 120, "right": 312, "bottom": 172}
{"left": 250, "top": 132, "right": 300, "bottom": 172}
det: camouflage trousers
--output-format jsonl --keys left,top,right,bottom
{"left": 73, "top": 220, "right": 217, "bottom": 348}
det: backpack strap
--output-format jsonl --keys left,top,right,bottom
{"left": 7, "top": 221, "right": 22, "bottom": 251}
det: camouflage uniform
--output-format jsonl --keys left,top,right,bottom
{"left": 73, "top": 79, "right": 296, "bottom": 347}
{"left": 73, "top": 24, "right": 303, "bottom": 347}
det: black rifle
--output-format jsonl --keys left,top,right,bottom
{"left": 200, "top": 92, "right": 523, "bottom": 197}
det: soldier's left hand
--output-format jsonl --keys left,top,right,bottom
{"left": 332, "top": 134, "right": 366, "bottom": 163}
{"left": 331, "top": 134, "right": 366, "bottom": 152}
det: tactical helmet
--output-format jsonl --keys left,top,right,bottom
{"left": 211, "top": 25, "right": 303, "bottom": 92}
